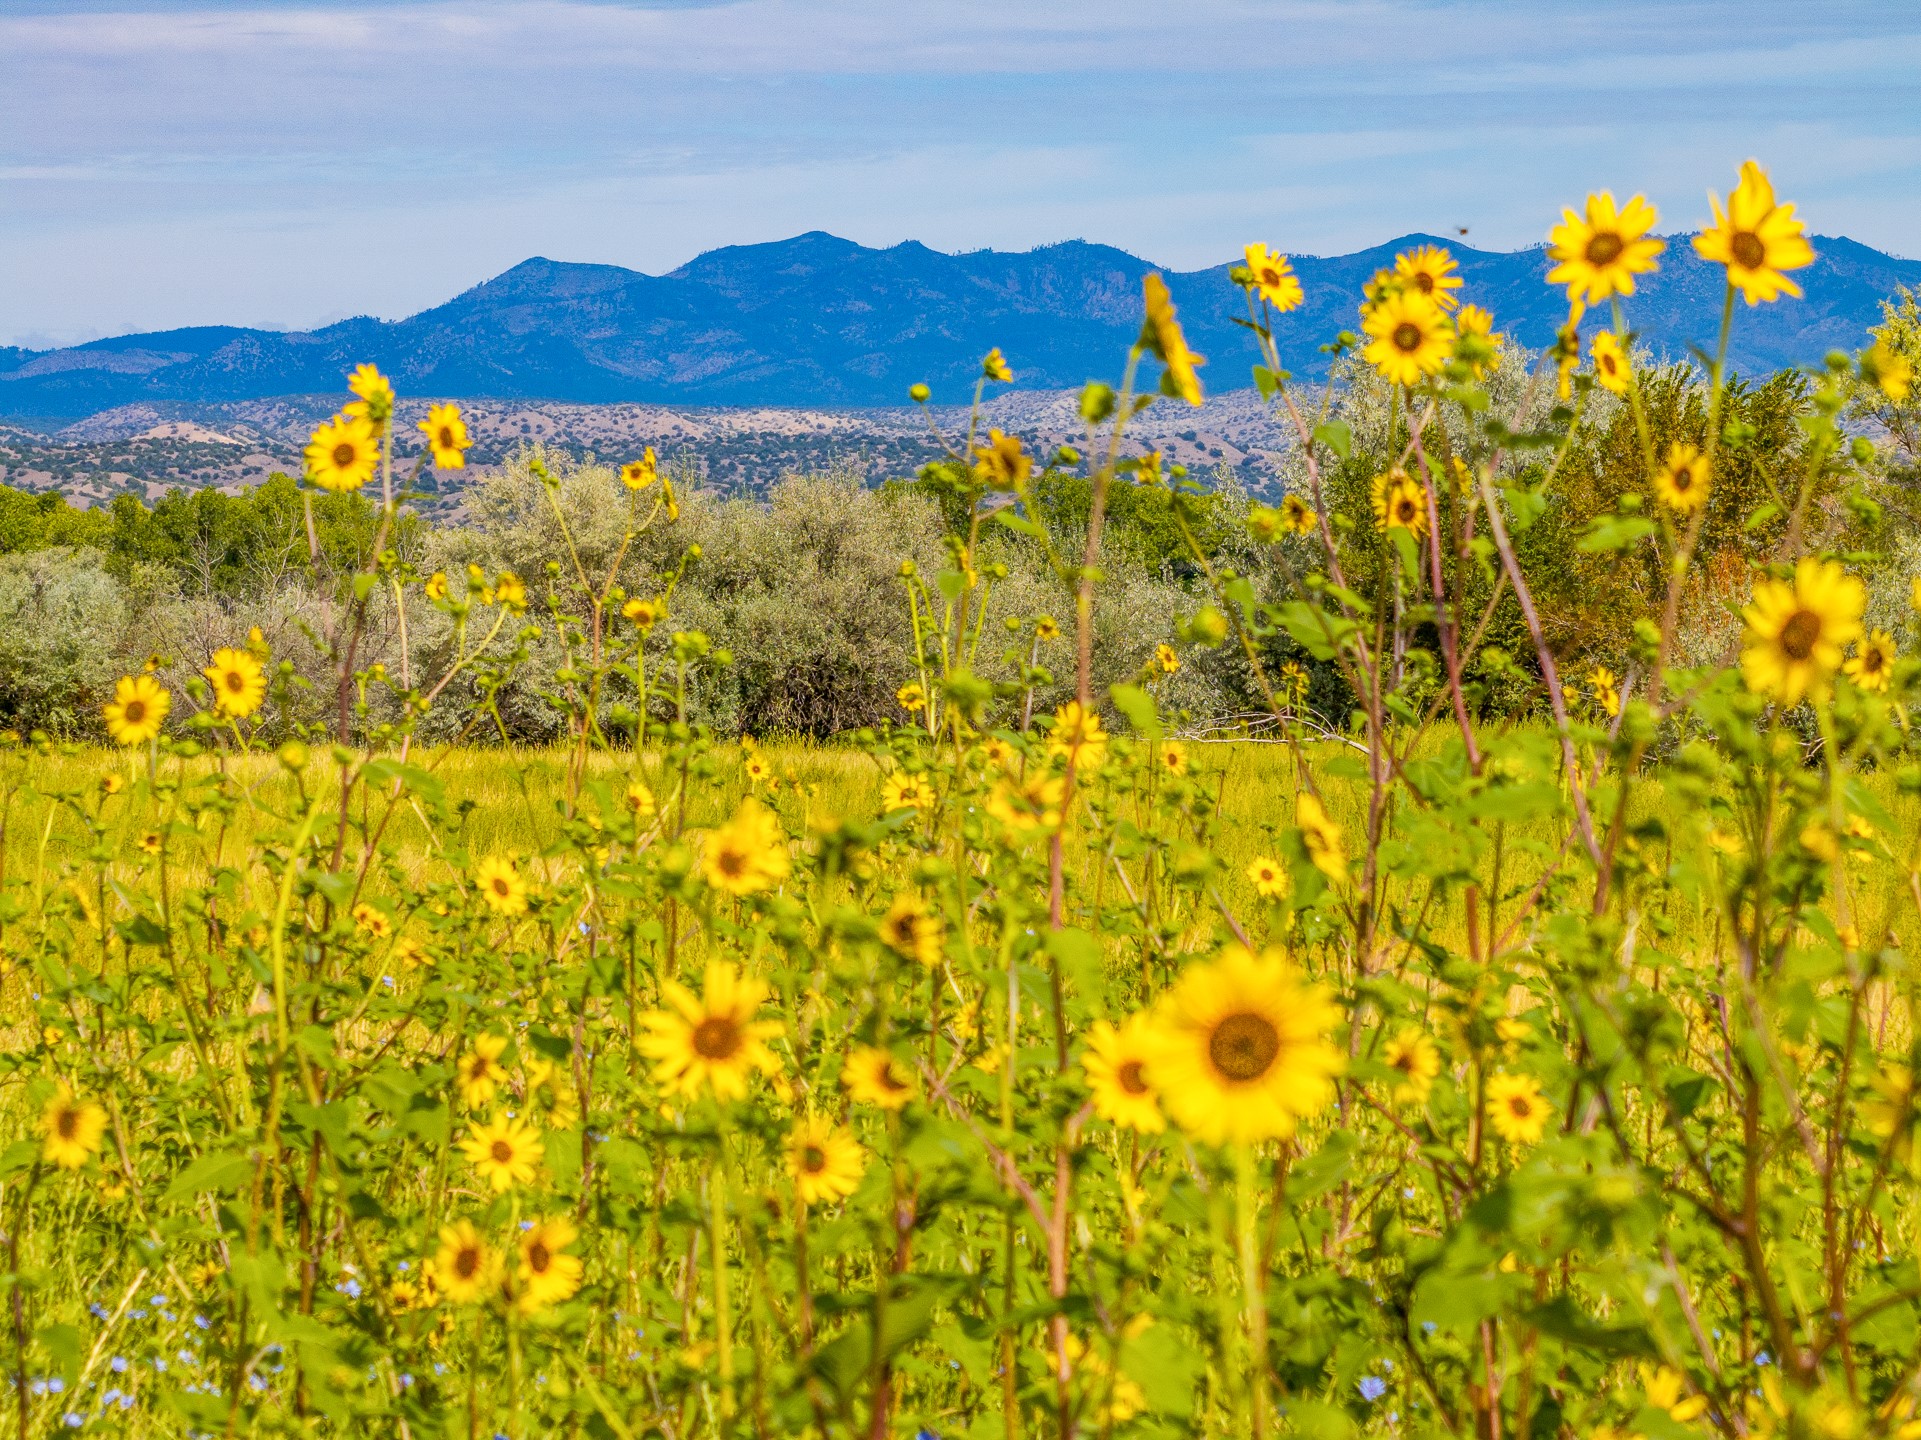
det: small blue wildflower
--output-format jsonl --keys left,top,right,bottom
{"left": 1359, "top": 1377, "right": 1387, "bottom": 1402}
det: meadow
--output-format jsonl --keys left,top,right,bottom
{"left": 4, "top": 159, "right": 1921, "bottom": 1440}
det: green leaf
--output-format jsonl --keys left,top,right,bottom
{"left": 162, "top": 1149, "right": 254, "bottom": 1205}
{"left": 1044, "top": 927, "right": 1104, "bottom": 998}
{"left": 1108, "top": 683, "right": 1163, "bottom": 740}
{"left": 1312, "top": 420, "right": 1352, "bottom": 461}
{"left": 1577, "top": 514, "right": 1658, "bottom": 553}
{"left": 1500, "top": 484, "right": 1548, "bottom": 532}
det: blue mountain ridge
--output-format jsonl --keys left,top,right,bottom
{"left": 2, "top": 231, "right": 1915, "bottom": 421}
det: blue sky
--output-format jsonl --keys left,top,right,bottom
{"left": 2, "top": 0, "right": 1918, "bottom": 348}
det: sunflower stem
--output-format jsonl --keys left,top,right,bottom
{"left": 1236, "top": 1143, "right": 1270, "bottom": 1440}
{"left": 709, "top": 1132, "right": 735, "bottom": 1417}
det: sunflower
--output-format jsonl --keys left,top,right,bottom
{"left": 304, "top": 413, "right": 380, "bottom": 493}
{"left": 1242, "top": 243, "right": 1303, "bottom": 311}
{"left": 981, "top": 348, "right": 1013, "bottom": 383}
{"left": 1154, "top": 642, "right": 1181, "bottom": 675}
{"left": 204, "top": 647, "right": 266, "bottom": 719}
{"left": 1296, "top": 793, "right": 1347, "bottom": 883}
{"left": 1640, "top": 1365, "right": 1710, "bottom": 1423}
{"left": 1861, "top": 341, "right": 1913, "bottom": 404}
{"left": 985, "top": 770, "right": 1066, "bottom": 833}
{"left": 622, "top": 596, "right": 664, "bottom": 632}
{"left": 1453, "top": 304, "right": 1503, "bottom": 377}
{"left": 475, "top": 855, "right": 529, "bottom": 916}
{"left": 1362, "top": 290, "right": 1452, "bottom": 386}
{"left": 1140, "top": 273, "right": 1205, "bottom": 405}
{"left": 880, "top": 772, "right": 935, "bottom": 814}
{"left": 457, "top": 1034, "right": 510, "bottom": 1109}
{"left": 102, "top": 674, "right": 170, "bottom": 746}
{"left": 418, "top": 403, "right": 471, "bottom": 469}
{"left": 1693, "top": 160, "right": 1814, "bottom": 305}
{"left": 1245, "top": 855, "right": 1287, "bottom": 899}
{"left": 39, "top": 1085, "right": 108, "bottom": 1169}
{"left": 493, "top": 572, "right": 527, "bottom": 612}
{"left": 972, "top": 429, "right": 1033, "bottom": 490}
{"left": 1157, "top": 741, "right": 1188, "bottom": 777}
{"left": 459, "top": 1115, "right": 543, "bottom": 1192}
{"left": 743, "top": 753, "right": 771, "bottom": 786}
{"left": 523, "top": 1058, "right": 580, "bottom": 1131}
{"left": 1546, "top": 192, "right": 1663, "bottom": 307}
{"left": 1652, "top": 440, "right": 1710, "bottom": 513}
{"left": 895, "top": 681, "right": 927, "bottom": 715}
{"left": 1394, "top": 245, "right": 1462, "bottom": 313}
{"left": 1589, "top": 332, "right": 1630, "bottom": 395}
{"left": 625, "top": 781, "right": 657, "bottom": 821}
{"left": 701, "top": 798, "right": 790, "bottom": 895}
{"left": 1048, "top": 700, "right": 1107, "bottom": 769}
{"left": 1369, "top": 468, "right": 1429, "bottom": 537}
{"left": 351, "top": 902, "right": 391, "bottom": 939}
{"left": 878, "top": 893, "right": 944, "bottom": 968}
{"left": 1845, "top": 630, "right": 1897, "bottom": 692}
{"left": 1381, "top": 1029, "right": 1441, "bottom": 1105}
{"left": 514, "top": 1217, "right": 583, "bottom": 1313}
{"left": 1083, "top": 1015, "right": 1165, "bottom": 1134}
{"left": 842, "top": 1045, "right": 916, "bottom": 1110}
{"left": 620, "top": 447, "right": 659, "bottom": 491}
{"left": 1034, "top": 615, "right": 1061, "bottom": 642}
{"left": 1589, "top": 665, "right": 1621, "bottom": 718}
{"left": 431, "top": 1221, "right": 497, "bottom": 1304}
{"left": 1485, "top": 1072, "right": 1552, "bottom": 1146}
{"left": 1740, "top": 558, "right": 1866, "bottom": 706}
{"left": 1278, "top": 495, "right": 1316, "bottom": 535}
{"left": 1149, "top": 944, "right": 1343, "bottom": 1145}
{"left": 638, "top": 960, "right": 784, "bottom": 1100}
{"left": 787, "top": 1115, "right": 867, "bottom": 1205}
{"left": 344, "top": 363, "right": 395, "bottom": 429}
{"left": 424, "top": 571, "right": 449, "bottom": 601}
{"left": 1551, "top": 317, "right": 1582, "bottom": 401}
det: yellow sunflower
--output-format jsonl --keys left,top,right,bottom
{"left": 982, "top": 347, "right": 1013, "bottom": 383}
{"left": 1083, "top": 1014, "right": 1165, "bottom": 1134}
{"left": 304, "top": 413, "right": 380, "bottom": 493}
{"left": 1394, "top": 245, "right": 1462, "bottom": 312}
{"left": 1551, "top": 317, "right": 1581, "bottom": 401}
{"left": 1485, "top": 1072, "right": 1552, "bottom": 1146}
{"left": 701, "top": 797, "right": 791, "bottom": 895}
{"left": 1693, "top": 160, "right": 1814, "bottom": 305}
{"left": 418, "top": 403, "right": 471, "bottom": 469}
{"left": 841, "top": 1045, "right": 916, "bottom": 1110}
{"left": 985, "top": 770, "right": 1067, "bottom": 833}
{"left": 1362, "top": 290, "right": 1452, "bottom": 386}
{"left": 620, "top": 447, "right": 659, "bottom": 491}
{"left": 1157, "top": 740, "right": 1188, "bottom": 777}
{"left": 787, "top": 1115, "right": 867, "bottom": 1205}
{"left": 1589, "top": 332, "right": 1630, "bottom": 395}
{"left": 1034, "top": 615, "right": 1061, "bottom": 642}
{"left": 431, "top": 1220, "right": 497, "bottom": 1304}
{"left": 1369, "top": 468, "right": 1429, "bottom": 537}
{"left": 102, "top": 673, "right": 170, "bottom": 746}
{"left": 1546, "top": 192, "right": 1664, "bottom": 307}
{"left": 204, "top": 646, "right": 266, "bottom": 719}
{"left": 1740, "top": 558, "right": 1866, "bottom": 706}
{"left": 1587, "top": 665, "right": 1620, "bottom": 718}
{"left": 515, "top": 1217, "right": 583, "bottom": 1313}
{"left": 459, "top": 1114, "right": 544, "bottom": 1192}
{"left": 1246, "top": 855, "right": 1287, "bottom": 899}
{"left": 1140, "top": 273, "right": 1206, "bottom": 405}
{"left": 1048, "top": 700, "right": 1108, "bottom": 769}
{"left": 1845, "top": 630, "right": 1897, "bottom": 692}
{"left": 1278, "top": 494, "right": 1316, "bottom": 535}
{"left": 895, "top": 681, "right": 927, "bottom": 715}
{"left": 879, "top": 893, "right": 944, "bottom": 968}
{"left": 1861, "top": 341, "right": 1913, "bottom": 404}
{"left": 39, "top": 1085, "right": 108, "bottom": 1169}
{"left": 637, "top": 960, "right": 784, "bottom": 1101}
{"left": 1652, "top": 440, "right": 1710, "bottom": 513}
{"left": 475, "top": 855, "right": 529, "bottom": 916}
{"left": 1296, "top": 792, "right": 1347, "bottom": 883}
{"left": 971, "top": 429, "right": 1033, "bottom": 490}
{"left": 457, "top": 1034, "right": 510, "bottom": 1109}
{"left": 1242, "top": 243, "right": 1303, "bottom": 311}
{"left": 344, "top": 362, "right": 395, "bottom": 429}
{"left": 1154, "top": 642, "right": 1181, "bottom": 675}
{"left": 493, "top": 571, "right": 527, "bottom": 612}
{"left": 1148, "top": 944, "right": 1343, "bottom": 1145}
{"left": 622, "top": 596, "right": 664, "bottom": 631}
{"left": 523, "top": 1058, "right": 580, "bottom": 1131}
{"left": 351, "top": 902, "right": 391, "bottom": 939}
{"left": 625, "top": 780, "right": 657, "bottom": 821}
{"left": 880, "top": 772, "right": 936, "bottom": 814}
{"left": 1381, "top": 1029, "right": 1441, "bottom": 1105}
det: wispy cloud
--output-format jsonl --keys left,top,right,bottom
{"left": 2, "top": 0, "right": 1917, "bottom": 346}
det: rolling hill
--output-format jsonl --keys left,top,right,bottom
{"left": 2, "top": 231, "right": 1915, "bottom": 423}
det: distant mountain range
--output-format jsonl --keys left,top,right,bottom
{"left": 3, "top": 231, "right": 1916, "bottom": 423}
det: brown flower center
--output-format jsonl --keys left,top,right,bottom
{"left": 801, "top": 1144, "right": 826, "bottom": 1173}
{"left": 123, "top": 700, "right": 147, "bottom": 724}
{"left": 1209, "top": 1012, "right": 1281, "bottom": 1082}
{"left": 526, "top": 1242, "right": 550, "bottom": 1273}
{"left": 332, "top": 442, "right": 357, "bottom": 468}
{"left": 716, "top": 847, "right": 747, "bottom": 878}
{"left": 1411, "top": 272, "right": 1434, "bottom": 294}
{"left": 224, "top": 670, "right": 246, "bottom": 693}
{"left": 1395, "top": 497, "right": 1418, "bottom": 523}
{"left": 1584, "top": 231, "right": 1624, "bottom": 266}
{"left": 692, "top": 1016, "right": 742, "bottom": 1060}
{"left": 1508, "top": 1096, "right": 1533, "bottom": 1118}
{"left": 491, "top": 1139, "right": 513, "bottom": 1164}
{"left": 491, "top": 877, "right": 510, "bottom": 896}
{"left": 438, "top": 427, "right": 455, "bottom": 448}
{"left": 1780, "top": 610, "right": 1822, "bottom": 661}
{"left": 56, "top": 1107, "right": 78, "bottom": 1139}
{"left": 455, "top": 1247, "right": 480, "bottom": 1278}
{"left": 1672, "top": 465, "right": 1694, "bottom": 492}
{"left": 1392, "top": 322, "right": 1423, "bottom": 353}
{"left": 1862, "top": 648, "right": 1887, "bottom": 674}
{"left": 1729, "top": 231, "right": 1766, "bottom": 270}
{"left": 1116, "top": 1060, "right": 1149, "bottom": 1096}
